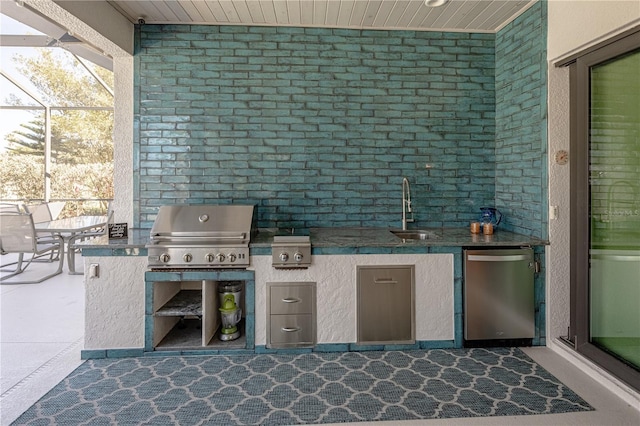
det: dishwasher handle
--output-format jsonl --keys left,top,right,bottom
{"left": 466, "top": 254, "right": 530, "bottom": 262}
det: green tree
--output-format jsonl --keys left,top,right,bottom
{"left": 0, "top": 155, "right": 44, "bottom": 200}
{"left": 3, "top": 117, "right": 75, "bottom": 161}
{"left": 5, "top": 49, "right": 114, "bottom": 164}
{"left": 1, "top": 48, "right": 114, "bottom": 213}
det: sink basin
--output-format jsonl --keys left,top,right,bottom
{"left": 391, "top": 229, "right": 441, "bottom": 240}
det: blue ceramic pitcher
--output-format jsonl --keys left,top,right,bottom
{"left": 479, "top": 207, "right": 502, "bottom": 227}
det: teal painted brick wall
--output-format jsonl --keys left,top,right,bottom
{"left": 495, "top": 1, "right": 548, "bottom": 238}
{"left": 134, "top": 26, "right": 496, "bottom": 229}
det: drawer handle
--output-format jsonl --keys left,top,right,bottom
{"left": 374, "top": 278, "right": 397, "bottom": 285}
{"left": 281, "top": 327, "right": 301, "bottom": 333}
{"left": 282, "top": 297, "right": 301, "bottom": 303}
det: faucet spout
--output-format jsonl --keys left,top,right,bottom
{"left": 402, "top": 177, "right": 414, "bottom": 230}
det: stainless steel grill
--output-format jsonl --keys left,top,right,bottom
{"left": 147, "top": 205, "right": 256, "bottom": 269}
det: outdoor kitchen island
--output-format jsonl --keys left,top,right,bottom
{"left": 78, "top": 227, "right": 547, "bottom": 359}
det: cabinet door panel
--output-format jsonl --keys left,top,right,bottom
{"left": 357, "top": 266, "right": 414, "bottom": 344}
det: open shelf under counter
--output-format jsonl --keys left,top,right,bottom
{"left": 155, "top": 290, "right": 202, "bottom": 317}
{"left": 156, "top": 318, "right": 247, "bottom": 350}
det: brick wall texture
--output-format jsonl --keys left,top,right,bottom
{"left": 134, "top": 3, "right": 546, "bottom": 235}
{"left": 495, "top": 1, "right": 548, "bottom": 237}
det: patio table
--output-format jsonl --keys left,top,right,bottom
{"left": 35, "top": 215, "right": 108, "bottom": 273}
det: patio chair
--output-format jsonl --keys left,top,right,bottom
{"left": 23, "top": 202, "right": 60, "bottom": 262}
{"left": 0, "top": 203, "right": 21, "bottom": 214}
{"left": 24, "top": 203, "right": 53, "bottom": 223}
{"left": 0, "top": 204, "right": 21, "bottom": 255}
{"left": 67, "top": 207, "right": 114, "bottom": 275}
{"left": 0, "top": 212, "right": 64, "bottom": 284}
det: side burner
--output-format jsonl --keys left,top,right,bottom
{"left": 271, "top": 235, "right": 312, "bottom": 269}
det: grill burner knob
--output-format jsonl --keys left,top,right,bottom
{"left": 294, "top": 252, "right": 304, "bottom": 262}
{"left": 215, "top": 253, "right": 225, "bottom": 262}
{"left": 228, "top": 253, "right": 237, "bottom": 262}
{"left": 160, "top": 253, "right": 171, "bottom": 263}
{"left": 183, "top": 253, "right": 192, "bottom": 263}
{"left": 205, "top": 253, "right": 214, "bottom": 263}
{"left": 279, "top": 252, "right": 289, "bottom": 262}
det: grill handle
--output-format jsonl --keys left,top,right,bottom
{"left": 150, "top": 232, "right": 247, "bottom": 241}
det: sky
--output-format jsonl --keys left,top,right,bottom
{"left": 1, "top": 13, "right": 45, "bottom": 150}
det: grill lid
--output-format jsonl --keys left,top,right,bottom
{"left": 150, "top": 204, "right": 256, "bottom": 242}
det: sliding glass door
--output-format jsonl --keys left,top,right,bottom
{"left": 570, "top": 30, "right": 640, "bottom": 390}
{"left": 589, "top": 49, "right": 640, "bottom": 371}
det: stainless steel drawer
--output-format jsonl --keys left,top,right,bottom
{"left": 269, "top": 314, "right": 314, "bottom": 346}
{"left": 269, "top": 284, "right": 314, "bottom": 315}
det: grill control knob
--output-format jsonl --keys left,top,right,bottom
{"left": 183, "top": 253, "right": 192, "bottom": 263}
{"left": 215, "top": 253, "right": 225, "bottom": 262}
{"left": 159, "top": 253, "right": 171, "bottom": 263}
{"left": 293, "top": 252, "right": 303, "bottom": 262}
{"left": 205, "top": 253, "right": 215, "bottom": 263}
{"left": 279, "top": 252, "right": 289, "bottom": 262}
{"left": 228, "top": 253, "right": 237, "bottom": 263}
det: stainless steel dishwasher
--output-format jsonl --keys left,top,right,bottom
{"left": 464, "top": 248, "right": 535, "bottom": 343}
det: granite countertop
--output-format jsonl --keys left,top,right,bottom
{"left": 78, "top": 226, "right": 548, "bottom": 252}
{"left": 310, "top": 227, "right": 548, "bottom": 248}
{"left": 77, "top": 228, "right": 150, "bottom": 249}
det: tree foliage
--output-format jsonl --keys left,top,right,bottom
{"left": 1, "top": 48, "right": 114, "bottom": 210}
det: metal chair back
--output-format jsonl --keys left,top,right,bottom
{"left": 0, "top": 212, "right": 39, "bottom": 253}
{"left": 0, "top": 211, "right": 64, "bottom": 284}
{"left": 0, "top": 203, "right": 21, "bottom": 214}
{"left": 24, "top": 203, "right": 53, "bottom": 223}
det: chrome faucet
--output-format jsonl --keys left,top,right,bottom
{"left": 402, "top": 177, "right": 414, "bottom": 230}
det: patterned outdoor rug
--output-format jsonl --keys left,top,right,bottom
{"left": 13, "top": 348, "right": 592, "bottom": 425}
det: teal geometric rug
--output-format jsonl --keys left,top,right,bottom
{"left": 12, "top": 348, "right": 592, "bottom": 425}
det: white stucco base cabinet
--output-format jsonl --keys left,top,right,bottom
{"left": 83, "top": 253, "right": 454, "bottom": 352}
{"left": 83, "top": 255, "right": 147, "bottom": 350}
{"left": 252, "top": 254, "right": 454, "bottom": 347}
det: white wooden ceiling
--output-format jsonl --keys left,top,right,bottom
{"left": 106, "top": 0, "right": 537, "bottom": 33}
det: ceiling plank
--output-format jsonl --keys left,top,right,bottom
{"left": 349, "top": 0, "right": 369, "bottom": 27}
{"left": 273, "top": 0, "right": 290, "bottom": 25}
{"left": 202, "top": 1, "right": 230, "bottom": 23}
{"left": 300, "top": 0, "right": 314, "bottom": 26}
{"left": 173, "top": 0, "right": 205, "bottom": 22}
{"left": 219, "top": 0, "right": 242, "bottom": 23}
{"left": 163, "top": 0, "right": 193, "bottom": 22}
{"left": 421, "top": 1, "right": 464, "bottom": 29}
{"left": 336, "top": 0, "right": 356, "bottom": 28}
{"left": 102, "top": 0, "right": 537, "bottom": 32}
{"left": 245, "top": 0, "right": 267, "bottom": 24}
{"left": 257, "top": 1, "right": 277, "bottom": 24}
{"left": 190, "top": 1, "right": 217, "bottom": 22}
{"left": 287, "top": 0, "right": 302, "bottom": 26}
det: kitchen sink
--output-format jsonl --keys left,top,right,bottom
{"left": 390, "top": 229, "right": 441, "bottom": 240}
